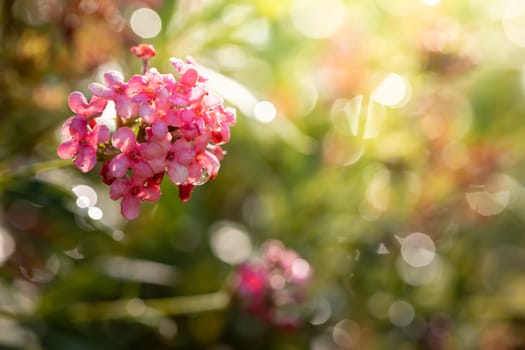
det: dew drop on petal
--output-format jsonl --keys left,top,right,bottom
{"left": 194, "top": 169, "right": 210, "bottom": 186}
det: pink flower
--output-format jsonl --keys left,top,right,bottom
{"left": 108, "top": 127, "right": 154, "bottom": 179}
{"left": 57, "top": 117, "right": 109, "bottom": 173}
{"left": 139, "top": 87, "right": 179, "bottom": 140}
{"left": 140, "top": 132, "right": 172, "bottom": 173}
{"left": 88, "top": 71, "right": 138, "bottom": 119}
{"left": 109, "top": 176, "right": 161, "bottom": 220}
{"left": 164, "top": 139, "right": 200, "bottom": 185}
{"left": 128, "top": 69, "right": 164, "bottom": 104}
{"left": 68, "top": 91, "right": 107, "bottom": 118}
{"left": 57, "top": 44, "right": 236, "bottom": 220}
{"left": 130, "top": 44, "right": 156, "bottom": 60}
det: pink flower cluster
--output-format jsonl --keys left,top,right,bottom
{"left": 57, "top": 44, "right": 236, "bottom": 220}
{"left": 233, "top": 240, "right": 313, "bottom": 328}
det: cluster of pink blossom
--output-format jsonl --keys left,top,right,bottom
{"left": 233, "top": 240, "right": 313, "bottom": 328}
{"left": 57, "top": 44, "right": 236, "bottom": 220}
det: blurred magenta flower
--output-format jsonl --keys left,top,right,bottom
{"left": 233, "top": 240, "right": 313, "bottom": 329}
{"left": 57, "top": 44, "right": 236, "bottom": 219}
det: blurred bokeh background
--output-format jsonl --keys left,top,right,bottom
{"left": 2, "top": 0, "right": 525, "bottom": 348}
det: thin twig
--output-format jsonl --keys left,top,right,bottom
{"left": 0, "top": 158, "right": 71, "bottom": 183}
{"left": 67, "top": 291, "right": 230, "bottom": 322}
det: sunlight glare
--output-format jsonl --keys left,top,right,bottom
{"left": 130, "top": 8, "right": 162, "bottom": 39}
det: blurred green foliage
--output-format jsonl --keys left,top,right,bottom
{"left": 2, "top": 0, "right": 525, "bottom": 349}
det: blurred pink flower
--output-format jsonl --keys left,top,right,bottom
{"left": 233, "top": 240, "right": 313, "bottom": 328}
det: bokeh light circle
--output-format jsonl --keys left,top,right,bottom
{"left": 210, "top": 223, "right": 252, "bottom": 265}
{"left": 401, "top": 232, "right": 436, "bottom": 267}
{"left": 371, "top": 73, "right": 411, "bottom": 108}
{"left": 290, "top": 0, "right": 345, "bottom": 39}
{"left": 253, "top": 101, "right": 276, "bottom": 123}
{"left": 130, "top": 8, "right": 162, "bottom": 39}
{"left": 332, "top": 319, "right": 361, "bottom": 348}
{"left": 388, "top": 300, "right": 415, "bottom": 327}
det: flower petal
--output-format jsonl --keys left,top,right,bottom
{"left": 187, "top": 162, "right": 202, "bottom": 182}
{"left": 109, "top": 154, "right": 129, "bottom": 178}
{"left": 202, "top": 93, "right": 222, "bottom": 109}
{"left": 132, "top": 161, "right": 154, "bottom": 178}
{"left": 180, "top": 109, "right": 195, "bottom": 123}
{"left": 151, "top": 121, "right": 168, "bottom": 140}
{"left": 104, "top": 71, "right": 125, "bottom": 86}
{"left": 181, "top": 68, "right": 199, "bottom": 86}
{"left": 139, "top": 103, "right": 156, "bottom": 123}
{"left": 68, "top": 91, "right": 89, "bottom": 114}
{"left": 115, "top": 96, "right": 137, "bottom": 119}
{"left": 88, "top": 83, "right": 112, "bottom": 98}
{"left": 60, "top": 117, "right": 74, "bottom": 138}
{"left": 172, "top": 140, "right": 195, "bottom": 165}
{"left": 74, "top": 146, "right": 97, "bottom": 173}
{"left": 121, "top": 195, "right": 140, "bottom": 220}
{"left": 199, "top": 151, "right": 220, "bottom": 178}
{"left": 140, "top": 184, "right": 161, "bottom": 202}
{"left": 87, "top": 124, "right": 110, "bottom": 145}
{"left": 109, "top": 179, "right": 129, "bottom": 199}
{"left": 69, "top": 117, "right": 88, "bottom": 138}
{"left": 139, "top": 142, "right": 164, "bottom": 160}
{"left": 112, "top": 127, "right": 136, "bottom": 153}
{"left": 167, "top": 164, "right": 188, "bottom": 184}
{"left": 178, "top": 184, "right": 194, "bottom": 203}
{"left": 57, "top": 140, "right": 77, "bottom": 159}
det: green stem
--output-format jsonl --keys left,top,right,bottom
{"left": 67, "top": 291, "right": 230, "bottom": 322}
{"left": 0, "top": 158, "right": 71, "bottom": 184}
